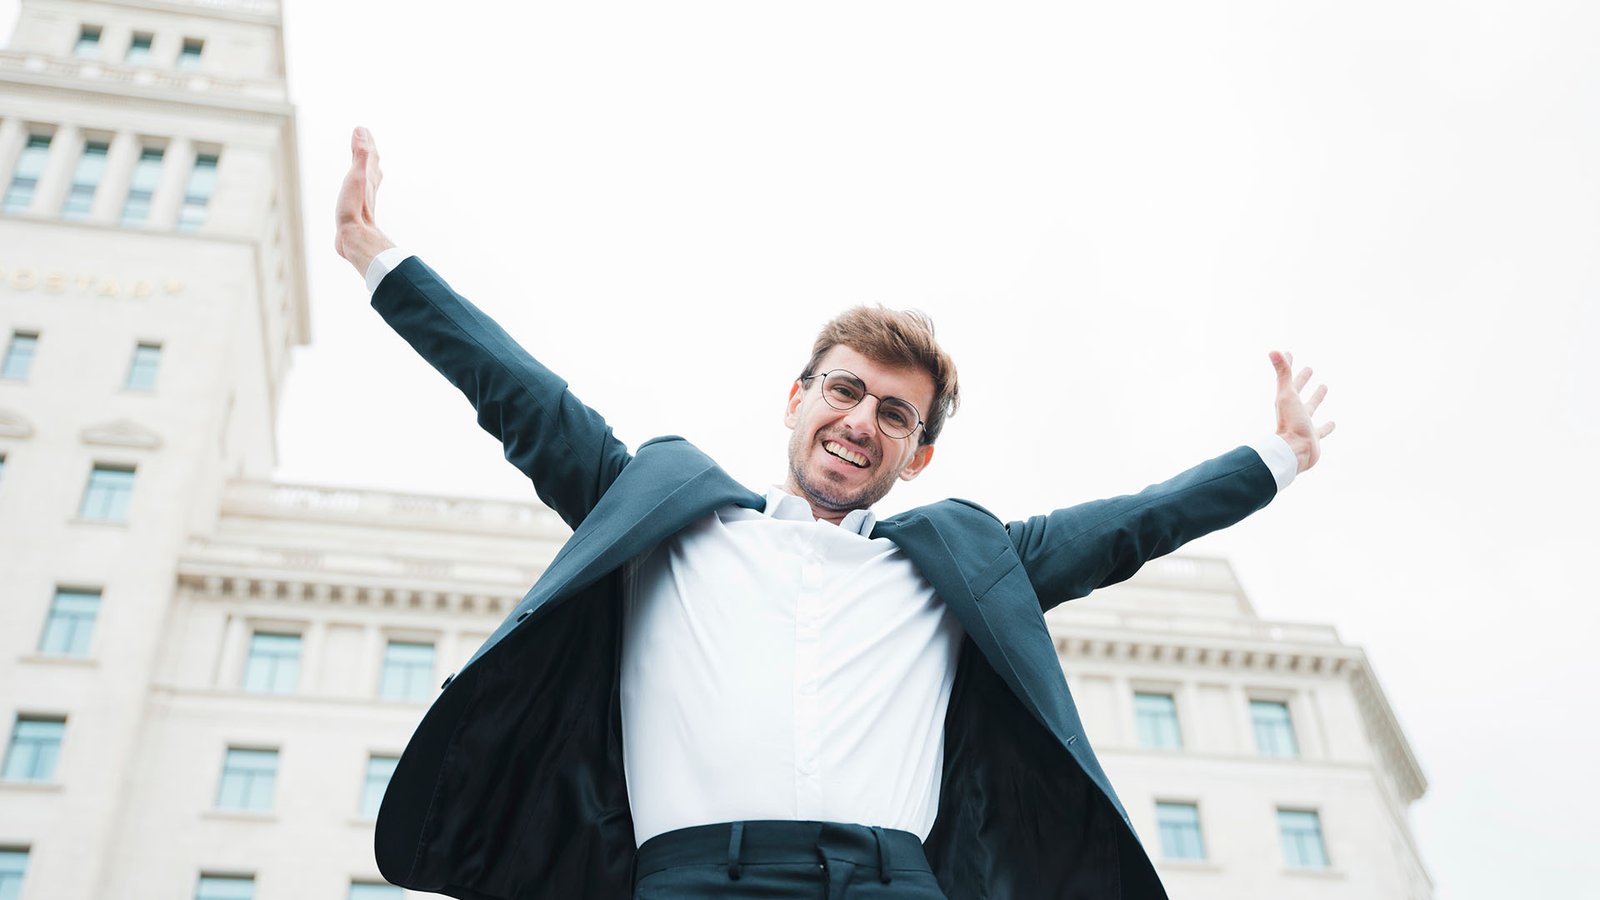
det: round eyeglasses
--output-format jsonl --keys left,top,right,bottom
{"left": 800, "top": 369, "right": 926, "bottom": 440}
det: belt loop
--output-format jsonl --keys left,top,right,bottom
{"left": 726, "top": 821, "right": 745, "bottom": 880}
{"left": 870, "top": 826, "right": 892, "bottom": 884}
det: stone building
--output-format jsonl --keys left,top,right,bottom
{"left": 0, "top": 1, "right": 1430, "bottom": 897}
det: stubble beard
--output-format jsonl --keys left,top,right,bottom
{"left": 786, "top": 428, "right": 899, "bottom": 513}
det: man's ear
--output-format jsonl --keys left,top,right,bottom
{"left": 898, "top": 443, "right": 935, "bottom": 482}
{"left": 783, "top": 381, "right": 804, "bottom": 430}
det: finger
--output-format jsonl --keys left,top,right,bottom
{"left": 1293, "top": 366, "right": 1312, "bottom": 393}
{"left": 1305, "top": 384, "right": 1328, "bottom": 416}
{"left": 1269, "top": 351, "right": 1292, "bottom": 387}
{"left": 1317, "top": 420, "right": 1336, "bottom": 439}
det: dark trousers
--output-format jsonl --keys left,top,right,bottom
{"left": 633, "top": 820, "right": 948, "bottom": 899}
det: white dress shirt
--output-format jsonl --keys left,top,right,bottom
{"left": 621, "top": 488, "right": 964, "bottom": 845}
{"left": 363, "top": 248, "right": 1302, "bottom": 846}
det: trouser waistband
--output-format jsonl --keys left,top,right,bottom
{"left": 634, "top": 820, "right": 931, "bottom": 884}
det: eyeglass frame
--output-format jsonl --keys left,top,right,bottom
{"left": 797, "top": 368, "right": 927, "bottom": 440}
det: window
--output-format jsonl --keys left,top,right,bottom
{"left": 0, "top": 849, "right": 26, "bottom": 900}
{"left": 2, "top": 716, "right": 65, "bottom": 782}
{"left": 379, "top": 641, "right": 435, "bottom": 701}
{"left": 2, "top": 135, "right": 51, "bottom": 214}
{"left": 349, "top": 882, "right": 402, "bottom": 900}
{"left": 196, "top": 875, "right": 254, "bottom": 900}
{"left": 361, "top": 755, "right": 398, "bottom": 818}
{"left": 1251, "top": 699, "right": 1299, "bottom": 758}
{"left": 1133, "top": 692, "right": 1182, "bottom": 750}
{"left": 125, "top": 33, "right": 153, "bottom": 64}
{"left": 1, "top": 332, "right": 38, "bottom": 381}
{"left": 215, "top": 748, "right": 277, "bottom": 811}
{"left": 61, "top": 140, "right": 110, "bottom": 220}
{"left": 80, "top": 464, "right": 136, "bottom": 522}
{"left": 179, "top": 38, "right": 205, "bottom": 71}
{"left": 1155, "top": 802, "right": 1205, "bottom": 860}
{"left": 74, "top": 25, "right": 101, "bottom": 58}
{"left": 1278, "top": 809, "right": 1330, "bottom": 868}
{"left": 177, "top": 152, "right": 219, "bottom": 232}
{"left": 124, "top": 342, "right": 162, "bottom": 390}
{"left": 241, "top": 633, "right": 300, "bottom": 694}
{"left": 38, "top": 588, "right": 101, "bottom": 657}
{"left": 121, "top": 146, "right": 164, "bottom": 226}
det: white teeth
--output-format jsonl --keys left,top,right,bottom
{"left": 824, "top": 441, "right": 869, "bottom": 467}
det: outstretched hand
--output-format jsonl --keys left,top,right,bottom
{"left": 334, "top": 126, "right": 395, "bottom": 278}
{"left": 1270, "top": 351, "right": 1335, "bottom": 474}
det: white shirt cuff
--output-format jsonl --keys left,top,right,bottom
{"left": 1245, "top": 434, "right": 1298, "bottom": 493}
{"left": 364, "top": 247, "right": 415, "bottom": 295}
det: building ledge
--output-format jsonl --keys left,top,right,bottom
{"left": 1283, "top": 866, "right": 1347, "bottom": 880}
{"left": 202, "top": 809, "right": 278, "bottom": 824}
{"left": 0, "top": 780, "right": 63, "bottom": 793}
{"left": 16, "top": 654, "right": 98, "bottom": 669}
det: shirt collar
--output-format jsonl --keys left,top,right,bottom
{"left": 763, "top": 486, "right": 877, "bottom": 537}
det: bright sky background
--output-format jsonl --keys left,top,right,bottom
{"left": 12, "top": 1, "right": 1599, "bottom": 896}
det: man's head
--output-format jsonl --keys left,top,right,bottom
{"left": 783, "top": 307, "right": 960, "bottom": 518}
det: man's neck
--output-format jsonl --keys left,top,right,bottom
{"left": 779, "top": 482, "right": 856, "bottom": 526}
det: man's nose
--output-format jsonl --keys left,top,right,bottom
{"left": 840, "top": 397, "right": 880, "bottom": 438}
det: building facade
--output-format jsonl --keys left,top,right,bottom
{"left": 0, "top": 1, "right": 1430, "bottom": 898}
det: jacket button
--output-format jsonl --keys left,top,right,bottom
{"left": 440, "top": 673, "right": 455, "bottom": 689}
{"left": 516, "top": 610, "right": 531, "bottom": 623}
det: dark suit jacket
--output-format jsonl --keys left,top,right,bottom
{"left": 369, "top": 257, "right": 1278, "bottom": 900}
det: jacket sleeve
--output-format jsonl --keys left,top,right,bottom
{"left": 369, "top": 256, "right": 631, "bottom": 530}
{"left": 1007, "top": 446, "right": 1277, "bottom": 612}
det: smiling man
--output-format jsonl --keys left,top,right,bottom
{"left": 335, "top": 127, "right": 1333, "bottom": 900}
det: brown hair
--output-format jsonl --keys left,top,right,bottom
{"left": 799, "top": 306, "right": 960, "bottom": 445}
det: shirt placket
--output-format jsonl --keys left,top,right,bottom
{"left": 793, "top": 527, "right": 825, "bottom": 819}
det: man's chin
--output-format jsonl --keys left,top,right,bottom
{"left": 792, "top": 466, "right": 890, "bottom": 514}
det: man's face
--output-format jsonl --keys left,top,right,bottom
{"left": 784, "top": 345, "right": 936, "bottom": 514}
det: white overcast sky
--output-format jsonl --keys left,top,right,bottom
{"left": 13, "top": 1, "right": 1600, "bottom": 896}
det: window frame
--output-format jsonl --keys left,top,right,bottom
{"left": 1, "top": 332, "right": 39, "bottom": 381}
{"left": 3, "top": 132, "right": 53, "bottom": 215}
{"left": 214, "top": 747, "right": 279, "bottom": 813}
{"left": 1277, "top": 808, "right": 1331, "bottom": 869}
{"left": 1132, "top": 690, "right": 1183, "bottom": 750}
{"left": 240, "top": 631, "right": 302, "bottom": 695}
{"left": 176, "top": 150, "right": 221, "bottom": 232}
{"left": 378, "top": 639, "right": 437, "bottom": 702}
{"left": 37, "top": 586, "right": 102, "bottom": 658}
{"left": 2, "top": 715, "right": 67, "bottom": 783}
{"left": 79, "top": 463, "right": 137, "bottom": 523}
{"left": 121, "top": 144, "right": 166, "bottom": 227}
{"left": 124, "top": 341, "right": 163, "bottom": 391}
{"left": 1249, "top": 697, "right": 1300, "bottom": 758}
{"left": 1154, "top": 800, "right": 1206, "bottom": 861}
{"left": 61, "top": 137, "right": 111, "bottom": 221}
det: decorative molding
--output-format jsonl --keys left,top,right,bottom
{"left": 0, "top": 408, "right": 34, "bottom": 439}
{"left": 176, "top": 570, "right": 518, "bottom": 619}
{"left": 1054, "top": 633, "right": 1355, "bottom": 677}
{"left": 81, "top": 418, "right": 162, "bottom": 449}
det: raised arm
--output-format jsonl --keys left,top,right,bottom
{"left": 1011, "top": 352, "right": 1334, "bottom": 610}
{"left": 334, "top": 128, "right": 630, "bottom": 528}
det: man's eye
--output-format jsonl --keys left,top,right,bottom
{"left": 882, "top": 406, "right": 912, "bottom": 428}
{"left": 830, "top": 383, "right": 863, "bottom": 401}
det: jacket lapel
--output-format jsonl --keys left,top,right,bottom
{"left": 875, "top": 505, "right": 1092, "bottom": 757}
{"left": 461, "top": 438, "right": 762, "bottom": 673}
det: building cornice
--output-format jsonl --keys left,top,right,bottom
{"left": 0, "top": 51, "right": 292, "bottom": 115}
{"left": 82, "top": 418, "right": 163, "bottom": 449}
{"left": 175, "top": 567, "right": 521, "bottom": 620}
{"left": 219, "top": 480, "right": 572, "bottom": 540}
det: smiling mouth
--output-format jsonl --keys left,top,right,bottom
{"left": 823, "top": 440, "right": 870, "bottom": 468}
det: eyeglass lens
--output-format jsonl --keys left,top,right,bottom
{"left": 818, "top": 371, "right": 921, "bottom": 438}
